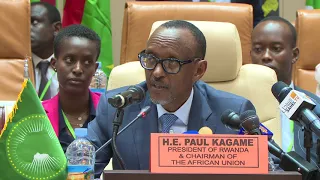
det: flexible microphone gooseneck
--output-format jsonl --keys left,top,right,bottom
{"left": 221, "top": 109, "right": 242, "bottom": 130}
{"left": 109, "top": 82, "right": 147, "bottom": 170}
{"left": 112, "top": 108, "right": 125, "bottom": 170}
{"left": 271, "top": 81, "right": 320, "bottom": 138}
{"left": 272, "top": 81, "right": 320, "bottom": 163}
{"left": 221, "top": 109, "right": 280, "bottom": 154}
{"left": 95, "top": 106, "right": 151, "bottom": 153}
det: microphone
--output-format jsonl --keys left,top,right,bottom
{"left": 95, "top": 106, "right": 151, "bottom": 153}
{"left": 108, "top": 82, "right": 147, "bottom": 109}
{"left": 109, "top": 82, "right": 147, "bottom": 169}
{"left": 221, "top": 109, "right": 273, "bottom": 139}
{"left": 221, "top": 109, "right": 242, "bottom": 130}
{"left": 237, "top": 110, "right": 283, "bottom": 156}
{"left": 239, "top": 110, "right": 261, "bottom": 135}
{"left": 221, "top": 110, "right": 277, "bottom": 152}
{"left": 239, "top": 110, "right": 319, "bottom": 180}
{"left": 238, "top": 110, "right": 274, "bottom": 139}
{"left": 272, "top": 81, "right": 320, "bottom": 137}
{"left": 238, "top": 123, "right": 273, "bottom": 140}
{"left": 198, "top": 127, "right": 213, "bottom": 134}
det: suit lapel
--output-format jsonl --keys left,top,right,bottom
{"left": 187, "top": 85, "right": 213, "bottom": 132}
{"left": 42, "top": 95, "right": 60, "bottom": 136}
{"left": 132, "top": 92, "right": 158, "bottom": 169}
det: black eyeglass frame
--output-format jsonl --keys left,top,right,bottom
{"left": 138, "top": 50, "right": 198, "bottom": 74}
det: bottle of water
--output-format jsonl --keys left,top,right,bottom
{"left": 24, "top": 59, "right": 29, "bottom": 79}
{"left": 66, "top": 128, "right": 95, "bottom": 180}
{"left": 90, "top": 62, "right": 107, "bottom": 94}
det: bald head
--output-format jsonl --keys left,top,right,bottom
{"left": 252, "top": 20, "right": 294, "bottom": 50}
{"left": 250, "top": 17, "right": 299, "bottom": 85}
{"left": 253, "top": 16, "right": 296, "bottom": 47}
{"left": 155, "top": 20, "right": 207, "bottom": 59}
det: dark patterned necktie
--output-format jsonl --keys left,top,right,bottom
{"left": 159, "top": 113, "right": 178, "bottom": 133}
{"left": 37, "top": 60, "right": 51, "bottom": 100}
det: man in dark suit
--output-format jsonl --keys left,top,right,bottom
{"left": 232, "top": 0, "right": 264, "bottom": 26}
{"left": 31, "top": 2, "right": 61, "bottom": 100}
{"left": 88, "top": 20, "right": 256, "bottom": 177}
{"left": 251, "top": 16, "right": 320, "bottom": 168}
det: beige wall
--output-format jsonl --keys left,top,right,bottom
{"left": 56, "top": 0, "right": 307, "bottom": 66}
{"left": 279, "top": 0, "right": 306, "bottom": 22}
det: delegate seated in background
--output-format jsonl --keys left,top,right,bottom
{"left": 42, "top": 25, "right": 102, "bottom": 152}
{"left": 31, "top": 2, "right": 61, "bottom": 100}
{"left": 251, "top": 16, "right": 320, "bottom": 168}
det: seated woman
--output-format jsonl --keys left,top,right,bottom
{"left": 42, "top": 24, "right": 102, "bottom": 152}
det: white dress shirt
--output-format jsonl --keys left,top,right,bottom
{"left": 280, "top": 81, "right": 295, "bottom": 152}
{"left": 32, "top": 53, "right": 59, "bottom": 98}
{"left": 157, "top": 88, "right": 194, "bottom": 134}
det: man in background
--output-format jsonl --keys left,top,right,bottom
{"left": 251, "top": 16, "right": 320, "bottom": 167}
{"left": 31, "top": 2, "right": 61, "bottom": 100}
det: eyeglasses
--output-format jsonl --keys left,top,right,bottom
{"left": 138, "top": 50, "right": 196, "bottom": 74}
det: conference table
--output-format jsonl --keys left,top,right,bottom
{"left": 103, "top": 170, "right": 301, "bottom": 180}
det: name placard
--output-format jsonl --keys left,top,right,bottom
{"left": 150, "top": 134, "right": 268, "bottom": 174}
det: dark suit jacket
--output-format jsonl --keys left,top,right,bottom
{"left": 293, "top": 86, "right": 320, "bottom": 168}
{"left": 87, "top": 81, "right": 256, "bottom": 177}
{"left": 232, "top": 0, "right": 263, "bottom": 26}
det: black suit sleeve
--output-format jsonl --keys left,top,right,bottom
{"left": 236, "top": 0, "right": 264, "bottom": 27}
{"left": 87, "top": 93, "right": 113, "bottom": 178}
{"left": 238, "top": 99, "right": 256, "bottom": 114}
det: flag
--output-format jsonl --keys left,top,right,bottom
{"left": 0, "top": 79, "right": 67, "bottom": 180}
{"left": 62, "top": 0, "right": 114, "bottom": 76}
{"left": 306, "top": 0, "right": 320, "bottom": 9}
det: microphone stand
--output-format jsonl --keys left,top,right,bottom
{"left": 317, "top": 139, "right": 320, "bottom": 167}
{"left": 95, "top": 106, "right": 151, "bottom": 153}
{"left": 112, "top": 108, "right": 126, "bottom": 170}
{"left": 304, "top": 127, "right": 313, "bottom": 163}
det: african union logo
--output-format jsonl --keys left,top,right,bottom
{"left": 6, "top": 114, "right": 66, "bottom": 180}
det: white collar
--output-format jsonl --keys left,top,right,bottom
{"left": 32, "top": 53, "right": 54, "bottom": 67}
{"left": 157, "top": 88, "right": 194, "bottom": 126}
